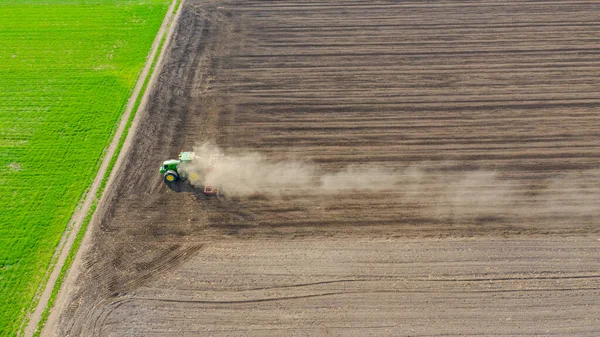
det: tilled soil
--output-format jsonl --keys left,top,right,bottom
{"left": 75, "top": 238, "right": 600, "bottom": 336}
{"left": 48, "top": 1, "right": 600, "bottom": 336}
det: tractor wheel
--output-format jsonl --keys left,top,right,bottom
{"left": 188, "top": 171, "right": 200, "bottom": 182}
{"left": 164, "top": 170, "right": 178, "bottom": 183}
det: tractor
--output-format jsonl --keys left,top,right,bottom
{"left": 159, "top": 152, "right": 221, "bottom": 195}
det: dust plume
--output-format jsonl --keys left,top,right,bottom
{"left": 184, "top": 143, "right": 316, "bottom": 196}
{"left": 180, "top": 143, "right": 599, "bottom": 220}
{"left": 182, "top": 143, "right": 416, "bottom": 196}
{"left": 532, "top": 170, "right": 600, "bottom": 218}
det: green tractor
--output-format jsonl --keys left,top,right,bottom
{"left": 159, "top": 151, "right": 195, "bottom": 183}
{"left": 159, "top": 152, "right": 220, "bottom": 195}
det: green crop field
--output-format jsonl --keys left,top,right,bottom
{"left": 0, "top": 1, "right": 170, "bottom": 335}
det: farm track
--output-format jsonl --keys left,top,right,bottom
{"left": 47, "top": 0, "right": 600, "bottom": 336}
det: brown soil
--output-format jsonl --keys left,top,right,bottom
{"left": 45, "top": 0, "right": 600, "bottom": 336}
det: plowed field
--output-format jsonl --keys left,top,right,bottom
{"left": 45, "top": 1, "right": 600, "bottom": 336}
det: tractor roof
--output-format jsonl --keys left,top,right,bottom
{"left": 162, "top": 159, "right": 179, "bottom": 166}
{"left": 179, "top": 152, "right": 195, "bottom": 162}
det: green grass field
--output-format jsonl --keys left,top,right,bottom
{"left": 0, "top": 1, "right": 169, "bottom": 334}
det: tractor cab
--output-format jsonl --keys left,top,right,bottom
{"left": 159, "top": 159, "right": 180, "bottom": 175}
{"left": 160, "top": 152, "right": 198, "bottom": 183}
{"left": 159, "top": 152, "right": 195, "bottom": 180}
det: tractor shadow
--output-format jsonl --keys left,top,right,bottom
{"left": 165, "top": 181, "right": 212, "bottom": 199}
{"left": 164, "top": 180, "right": 226, "bottom": 202}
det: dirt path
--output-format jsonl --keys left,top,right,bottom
{"left": 34, "top": 1, "right": 183, "bottom": 336}
{"left": 46, "top": 0, "right": 600, "bottom": 335}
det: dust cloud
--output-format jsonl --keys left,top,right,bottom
{"left": 182, "top": 143, "right": 423, "bottom": 196}
{"left": 182, "top": 143, "right": 315, "bottom": 196}
{"left": 180, "top": 143, "right": 600, "bottom": 218}
{"left": 534, "top": 170, "right": 600, "bottom": 217}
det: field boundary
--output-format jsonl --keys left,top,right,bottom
{"left": 21, "top": 1, "right": 183, "bottom": 336}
